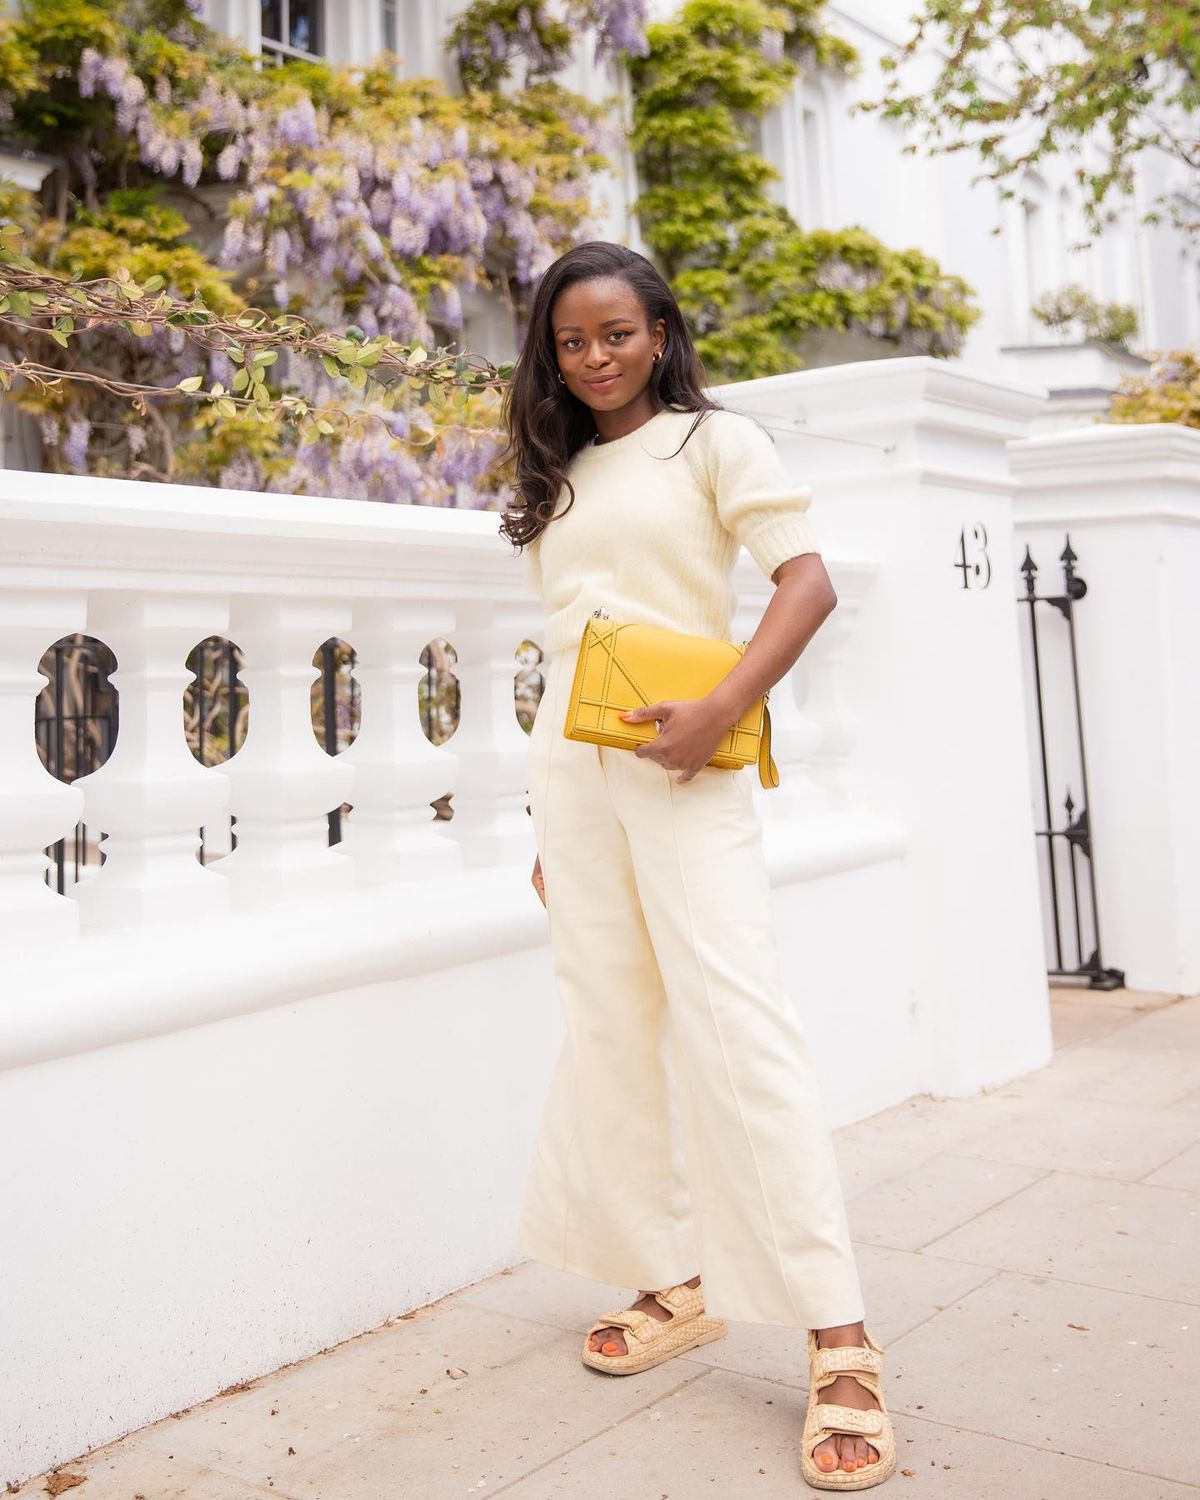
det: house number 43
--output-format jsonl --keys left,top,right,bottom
{"left": 955, "top": 524, "right": 991, "bottom": 590}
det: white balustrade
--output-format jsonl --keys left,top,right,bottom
{"left": 0, "top": 592, "right": 87, "bottom": 942}
{"left": 219, "top": 597, "right": 355, "bottom": 908}
{"left": 340, "top": 598, "right": 462, "bottom": 882}
{"left": 0, "top": 365, "right": 1058, "bottom": 1106}
{"left": 787, "top": 560, "right": 876, "bottom": 814}
{"left": 446, "top": 598, "right": 540, "bottom": 866}
{"left": 737, "top": 558, "right": 878, "bottom": 824}
{"left": 69, "top": 593, "right": 231, "bottom": 929}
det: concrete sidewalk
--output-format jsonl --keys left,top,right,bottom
{"left": 19, "top": 988, "right": 1200, "bottom": 1499}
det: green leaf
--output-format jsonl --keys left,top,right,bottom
{"left": 177, "top": 375, "right": 204, "bottom": 392}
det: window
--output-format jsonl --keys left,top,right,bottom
{"left": 381, "top": 0, "right": 397, "bottom": 55}
{"left": 261, "top": 0, "right": 324, "bottom": 63}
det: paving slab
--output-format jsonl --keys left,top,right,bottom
{"left": 991, "top": 1034, "right": 1200, "bottom": 1110}
{"left": 1145, "top": 1140, "right": 1200, "bottom": 1192}
{"left": 22, "top": 1446, "right": 289, "bottom": 1500}
{"left": 133, "top": 1300, "right": 700, "bottom": 1500}
{"left": 1048, "top": 997, "right": 1146, "bottom": 1047}
{"left": 845, "top": 1152, "right": 1047, "bottom": 1252}
{"left": 834, "top": 1091, "right": 1014, "bottom": 1157}
{"left": 921, "top": 1169, "right": 1200, "bottom": 1302}
{"left": 1078, "top": 994, "right": 1200, "bottom": 1054}
{"left": 459, "top": 1260, "right": 621, "bottom": 1337}
{"left": 497, "top": 1363, "right": 868, "bottom": 1499}
{"left": 905, "top": 1090, "right": 1200, "bottom": 1180}
{"left": 1048, "top": 983, "right": 1181, "bottom": 1013}
{"left": 884, "top": 1268, "right": 1198, "bottom": 1486}
{"left": 830, "top": 1137, "right": 942, "bottom": 1198}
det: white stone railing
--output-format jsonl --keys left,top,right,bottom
{"left": 0, "top": 478, "right": 544, "bottom": 1057}
{"left": 0, "top": 478, "right": 538, "bottom": 927}
{"left": 0, "top": 467, "right": 887, "bottom": 1073}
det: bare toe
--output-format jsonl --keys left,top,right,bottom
{"left": 813, "top": 1436, "right": 839, "bottom": 1472}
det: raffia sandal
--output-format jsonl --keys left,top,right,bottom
{"left": 800, "top": 1326, "right": 897, "bottom": 1490}
{"left": 581, "top": 1280, "right": 727, "bottom": 1375}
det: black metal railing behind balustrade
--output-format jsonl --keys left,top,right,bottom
{"left": 36, "top": 634, "right": 543, "bottom": 891}
{"left": 1019, "top": 536, "right": 1124, "bottom": 990}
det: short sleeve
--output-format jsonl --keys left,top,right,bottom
{"left": 705, "top": 411, "right": 821, "bottom": 579}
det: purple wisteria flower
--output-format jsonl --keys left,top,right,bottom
{"left": 60, "top": 418, "right": 92, "bottom": 474}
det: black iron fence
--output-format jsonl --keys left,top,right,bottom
{"left": 36, "top": 634, "right": 543, "bottom": 891}
{"left": 1018, "top": 536, "right": 1124, "bottom": 989}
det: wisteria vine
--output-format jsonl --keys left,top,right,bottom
{"left": 0, "top": 0, "right": 646, "bottom": 501}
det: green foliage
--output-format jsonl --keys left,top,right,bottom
{"left": 1031, "top": 282, "right": 1139, "bottom": 349}
{"left": 36, "top": 190, "right": 243, "bottom": 313}
{"left": 628, "top": 0, "right": 979, "bottom": 379}
{"left": 0, "top": 0, "right": 603, "bottom": 491}
{"left": 1109, "top": 349, "right": 1200, "bottom": 429}
{"left": 861, "top": 1, "right": 1200, "bottom": 239}
{"left": 449, "top": 0, "right": 574, "bottom": 92}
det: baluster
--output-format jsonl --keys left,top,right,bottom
{"left": 753, "top": 562, "right": 875, "bottom": 818}
{"left": 446, "top": 600, "right": 537, "bottom": 866}
{"left": 789, "top": 570, "right": 870, "bottom": 812}
{"left": 220, "top": 597, "right": 354, "bottom": 907}
{"left": 0, "top": 592, "right": 87, "bottom": 941}
{"left": 72, "top": 594, "right": 231, "bottom": 929}
{"left": 754, "top": 656, "right": 827, "bottom": 818}
{"left": 340, "top": 598, "right": 461, "bottom": 883}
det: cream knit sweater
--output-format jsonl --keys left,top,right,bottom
{"left": 520, "top": 404, "right": 821, "bottom": 655}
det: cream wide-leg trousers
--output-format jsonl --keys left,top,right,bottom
{"left": 517, "top": 642, "right": 866, "bottom": 1329}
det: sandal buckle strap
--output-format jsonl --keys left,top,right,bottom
{"left": 593, "top": 1308, "right": 656, "bottom": 1341}
{"left": 812, "top": 1402, "right": 886, "bottom": 1439}
{"left": 812, "top": 1344, "right": 883, "bottom": 1380}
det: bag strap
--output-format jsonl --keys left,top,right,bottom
{"left": 757, "top": 702, "right": 780, "bottom": 790}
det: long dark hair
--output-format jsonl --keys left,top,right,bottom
{"left": 496, "top": 241, "right": 723, "bottom": 551}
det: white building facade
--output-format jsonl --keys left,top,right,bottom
{"left": 196, "top": 0, "right": 1200, "bottom": 393}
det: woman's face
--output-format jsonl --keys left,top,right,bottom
{"left": 550, "top": 276, "right": 666, "bottom": 416}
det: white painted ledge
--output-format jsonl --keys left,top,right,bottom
{"left": 1, "top": 817, "right": 904, "bottom": 1074}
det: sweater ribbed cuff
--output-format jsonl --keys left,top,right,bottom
{"left": 740, "top": 510, "right": 822, "bottom": 580}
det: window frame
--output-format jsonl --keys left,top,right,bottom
{"left": 260, "top": 0, "right": 325, "bottom": 63}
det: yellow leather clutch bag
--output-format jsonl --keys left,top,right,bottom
{"left": 562, "top": 609, "right": 780, "bottom": 789}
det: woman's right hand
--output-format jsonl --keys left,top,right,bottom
{"left": 532, "top": 853, "right": 547, "bottom": 908}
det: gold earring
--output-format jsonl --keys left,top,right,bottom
{"left": 653, "top": 351, "right": 662, "bottom": 363}
{"left": 557, "top": 370, "right": 566, "bottom": 383}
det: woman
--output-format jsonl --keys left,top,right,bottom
{"left": 497, "top": 241, "right": 896, "bottom": 1491}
